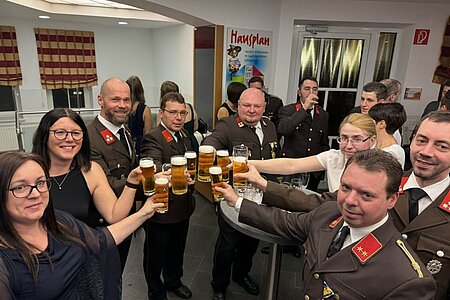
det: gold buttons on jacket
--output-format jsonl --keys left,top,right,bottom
{"left": 304, "top": 295, "right": 310, "bottom": 300}
{"left": 313, "top": 273, "right": 320, "bottom": 280}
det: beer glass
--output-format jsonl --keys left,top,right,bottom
{"left": 198, "top": 145, "right": 215, "bottom": 182}
{"left": 154, "top": 177, "right": 169, "bottom": 213}
{"left": 291, "top": 174, "right": 310, "bottom": 191}
{"left": 140, "top": 157, "right": 155, "bottom": 196}
{"left": 184, "top": 151, "right": 197, "bottom": 180}
{"left": 232, "top": 145, "right": 249, "bottom": 191}
{"left": 171, "top": 155, "right": 188, "bottom": 195}
{"left": 216, "top": 150, "right": 230, "bottom": 183}
{"left": 209, "top": 166, "right": 224, "bottom": 202}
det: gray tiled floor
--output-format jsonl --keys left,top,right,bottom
{"left": 122, "top": 192, "right": 303, "bottom": 300}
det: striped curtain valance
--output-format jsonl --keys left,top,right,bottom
{"left": 0, "top": 26, "right": 22, "bottom": 86}
{"left": 34, "top": 28, "right": 97, "bottom": 89}
{"left": 433, "top": 16, "right": 450, "bottom": 84}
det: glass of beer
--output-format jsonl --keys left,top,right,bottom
{"left": 154, "top": 177, "right": 169, "bottom": 213}
{"left": 198, "top": 145, "right": 215, "bottom": 182}
{"left": 232, "top": 145, "right": 249, "bottom": 192}
{"left": 209, "top": 166, "right": 224, "bottom": 202}
{"left": 184, "top": 151, "right": 197, "bottom": 180}
{"left": 140, "top": 157, "right": 155, "bottom": 196}
{"left": 171, "top": 155, "right": 188, "bottom": 195}
{"left": 216, "top": 150, "right": 230, "bottom": 183}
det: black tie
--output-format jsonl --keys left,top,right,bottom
{"left": 118, "top": 128, "right": 130, "bottom": 156}
{"left": 306, "top": 108, "right": 313, "bottom": 122}
{"left": 174, "top": 131, "right": 185, "bottom": 151}
{"left": 327, "top": 225, "right": 350, "bottom": 258}
{"left": 408, "top": 188, "right": 427, "bottom": 221}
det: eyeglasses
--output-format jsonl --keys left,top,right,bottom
{"left": 50, "top": 129, "right": 84, "bottom": 141}
{"left": 9, "top": 180, "right": 52, "bottom": 198}
{"left": 337, "top": 136, "right": 371, "bottom": 145}
{"left": 163, "top": 109, "right": 189, "bottom": 117}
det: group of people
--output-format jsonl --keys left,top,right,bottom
{"left": 0, "top": 74, "right": 449, "bottom": 300}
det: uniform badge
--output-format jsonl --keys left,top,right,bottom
{"left": 322, "top": 281, "right": 335, "bottom": 299}
{"left": 162, "top": 130, "right": 174, "bottom": 143}
{"left": 398, "top": 176, "right": 408, "bottom": 194}
{"left": 295, "top": 102, "right": 302, "bottom": 111}
{"left": 100, "top": 129, "right": 116, "bottom": 145}
{"left": 269, "top": 142, "right": 278, "bottom": 159}
{"left": 328, "top": 216, "right": 343, "bottom": 229}
{"left": 426, "top": 259, "right": 442, "bottom": 275}
{"left": 352, "top": 233, "right": 382, "bottom": 264}
{"left": 236, "top": 116, "right": 244, "bottom": 128}
{"left": 438, "top": 191, "right": 450, "bottom": 214}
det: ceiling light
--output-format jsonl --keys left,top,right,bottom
{"left": 39, "top": 15, "right": 51, "bottom": 19}
{"left": 118, "top": 21, "right": 128, "bottom": 25}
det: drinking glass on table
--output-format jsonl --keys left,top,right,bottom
{"left": 290, "top": 173, "right": 310, "bottom": 191}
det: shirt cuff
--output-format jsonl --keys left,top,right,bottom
{"left": 234, "top": 196, "right": 244, "bottom": 212}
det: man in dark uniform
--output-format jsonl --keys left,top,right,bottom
{"left": 140, "top": 92, "right": 195, "bottom": 300}
{"left": 277, "top": 76, "right": 329, "bottom": 191}
{"left": 248, "top": 76, "right": 283, "bottom": 128}
{"left": 87, "top": 77, "right": 139, "bottom": 271}
{"left": 219, "top": 149, "right": 436, "bottom": 299}
{"left": 203, "top": 87, "right": 279, "bottom": 300}
{"left": 238, "top": 111, "right": 450, "bottom": 299}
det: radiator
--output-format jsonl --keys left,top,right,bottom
{"left": 0, "top": 126, "right": 19, "bottom": 151}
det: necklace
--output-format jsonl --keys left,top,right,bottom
{"left": 52, "top": 171, "right": 70, "bottom": 190}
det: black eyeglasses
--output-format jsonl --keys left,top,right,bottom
{"left": 50, "top": 129, "right": 84, "bottom": 141}
{"left": 9, "top": 180, "right": 52, "bottom": 198}
{"left": 337, "top": 136, "right": 371, "bottom": 145}
{"left": 163, "top": 109, "right": 189, "bottom": 117}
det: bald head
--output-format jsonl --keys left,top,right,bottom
{"left": 100, "top": 77, "right": 129, "bottom": 97}
{"left": 238, "top": 87, "right": 265, "bottom": 126}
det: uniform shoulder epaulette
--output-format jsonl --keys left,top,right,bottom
{"left": 100, "top": 129, "right": 116, "bottom": 145}
{"left": 328, "top": 216, "right": 343, "bottom": 228}
{"left": 398, "top": 176, "right": 408, "bottom": 194}
{"left": 351, "top": 233, "right": 382, "bottom": 264}
{"left": 162, "top": 130, "right": 174, "bottom": 142}
{"left": 438, "top": 191, "right": 450, "bottom": 214}
{"left": 236, "top": 116, "right": 244, "bottom": 128}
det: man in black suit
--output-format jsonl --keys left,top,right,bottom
{"left": 140, "top": 92, "right": 195, "bottom": 300}
{"left": 87, "top": 77, "right": 138, "bottom": 271}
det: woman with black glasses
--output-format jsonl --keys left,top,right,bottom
{"left": 32, "top": 108, "right": 143, "bottom": 228}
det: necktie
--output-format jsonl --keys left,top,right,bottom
{"left": 249, "top": 127, "right": 261, "bottom": 144}
{"left": 174, "top": 131, "right": 185, "bottom": 151}
{"left": 408, "top": 188, "right": 427, "bottom": 221}
{"left": 306, "top": 108, "right": 313, "bottom": 122}
{"left": 327, "top": 225, "right": 350, "bottom": 258}
{"left": 118, "top": 128, "right": 130, "bottom": 156}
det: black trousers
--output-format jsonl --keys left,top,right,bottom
{"left": 143, "top": 219, "right": 190, "bottom": 300}
{"left": 211, "top": 212, "right": 259, "bottom": 292}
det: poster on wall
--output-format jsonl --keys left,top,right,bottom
{"left": 225, "top": 27, "right": 273, "bottom": 91}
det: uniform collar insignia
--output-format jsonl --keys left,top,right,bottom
{"left": 295, "top": 102, "right": 302, "bottom": 111}
{"left": 352, "top": 233, "right": 382, "bottom": 264}
{"left": 236, "top": 116, "right": 245, "bottom": 128}
{"left": 100, "top": 128, "right": 116, "bottom": 145}
{"left": 398, "top": 176, "right": 409, "bottom": 194}
{"left": 438, "top": 191, "right": 450, "bottom": 214}
{"left": 328, "top": 216, "right": 343, "bottom": 228}
{"left": 162, "top": 129, "right": 174, "bottom": 142}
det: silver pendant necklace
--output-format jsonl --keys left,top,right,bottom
{"left": 52, "top": 171, "right": 70, "bottom": 190}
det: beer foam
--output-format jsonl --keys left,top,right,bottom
{"left": 199, "top": 145, "right": 215, "bottom": 153}
{"left": 171, "top": 156, "right": 187, "bottom": 165}
{"left": 140, "top": 159, "right": 154, "bottom": 168}
{"left": 233, "top": 156, "right": 247, "bottom": 163}
{"left": 184, "top": 151, "right": 197, "bottom": 159}
{"left": 217, "top": 150, "right": 229, "bottom": 157}
{"left": 155, "top": 177, "right": 168, "bottom": 185}
{"left": 209, "top": 166, "right": 222, "bottom": 175}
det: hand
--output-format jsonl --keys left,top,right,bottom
{"left": 155, "top": 170, "right": 172, "bottom": 187}
{"left": 127, "top": 166, "right": 143, "bottom": 185}
{"left": 303, "top": 93, "right": 319, "bottom": 110}
{"left": 139, "top": 195, "right": 164, "bottom": 219}
{"left": 234, "top": 163, "right": 268, "bottom": 192}
{"left": 215, "top": 182, "right": 239, "bottom": 207}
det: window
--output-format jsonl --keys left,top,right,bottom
{"left": 0, "top": 86, "right": 15, "bottom": 111}
{"left": 52, "top": 88, "right": 85, "bottom": 108}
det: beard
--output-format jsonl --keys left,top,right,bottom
{"left": 104, "top": 108, "right": 129, "bottom": 126}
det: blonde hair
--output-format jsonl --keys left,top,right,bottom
{"left": 339, "top": 113, "right": 376, "bottom": 137}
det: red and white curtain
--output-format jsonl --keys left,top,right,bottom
{"left": 0, "top": 26, "right": 22, "bottom": 86}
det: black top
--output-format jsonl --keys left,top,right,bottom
{"left": 129, "top": 102, "right": 146, "bottom": 155}
{"left": 51, "top": 168, "right": 105, "bottom": 228}
{"left": 0, "top": 210, "right": 121, "bottom": 299}
{"left": 219, "top": 102, "right": 236, "bottom": 117}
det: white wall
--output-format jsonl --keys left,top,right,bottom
{"left": 143, "top": 0, "right": 450, "bottom": 117}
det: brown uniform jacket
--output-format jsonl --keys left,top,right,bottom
{"left": 239, "top": 200, "right": 436, "bottom": 299}
{"left": 140, "top": 124, "right": 195, "bottom": 224}
{"left": 262, "top": 175, "right": 450, "bottom": 299}
{"left": 87, "top": 116, "right": 138, "bottom": 197}
{"left": 277, "top": 103, "right": 329, "bottom": 158}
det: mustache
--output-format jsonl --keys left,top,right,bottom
{"left": 415, "top": 154, "right": 436, "bottom": 164}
